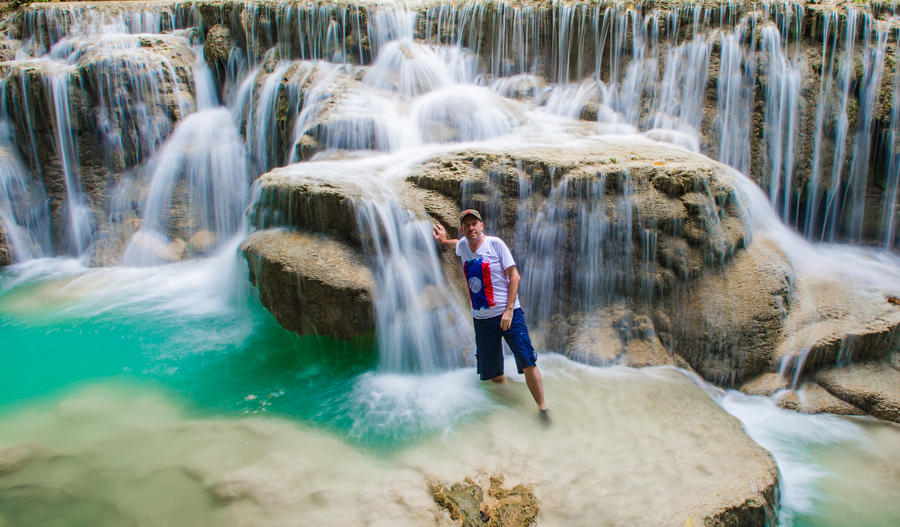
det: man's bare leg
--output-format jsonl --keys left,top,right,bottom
{"left": 523, "top": 366, "right": 548, "bottom": 410}
{"left": 490, "top": 374, "right": 508, "bottom": 384}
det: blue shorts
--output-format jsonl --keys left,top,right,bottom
{"left": 472, "top": 308, "right": 537, "bottom": 381}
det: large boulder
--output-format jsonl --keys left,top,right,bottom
{"left": 405, "top": 141, "right": 756, "bottom": 375}
{"left": 662, "top": 236, "right": 793, "bottom": 384}
{"left": 241, "top": 228, "right": 374, "bottom": 340}
{"left": 249, "top": 140, "right": 758, "bottom": 365}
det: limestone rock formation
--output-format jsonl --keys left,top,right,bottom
{"left": 247, "top": 140, "right": 770, "bottom": 378}
{"left": 740, "top": 373, "right": 790, "bottom": 397}
{"left": 204, "top": 24, "right": 233, "bottom": 92}
{"left": 776, "top": 273, "right": 900, "bottom": 377}
{"left": 0, "top": 32, "right": 196, "bottom": 257}
{"left": 0, "top": 225, "right": 9, "bottom": 266}
{"left": 0, "top": 369, "right": 782, "bottom": 527}
{"left": 779, "top": 381, "right": 865, "bottom": 415}
{"left": 815, "top": 361, "right": 900, "bottom": 423}
{"left": 665, "top": 236, "right": 793, "bottom": 384}
{"left": 566, "top": 305, "right": 694, "bottom": 370}
{"left": 241, "top": 228, "right": 374, "bottom": 340}
{"left": 428, "top": 474, "right": 538, "bottom": 527}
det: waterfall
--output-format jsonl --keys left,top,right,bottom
{"left": 47, "top": 71, "right": 93, "bottom": 256}
{"left": 354, "top": 198, "right": 471, "bottom": 373}
{"left": 2, "top": 4, "right": 900, "bottom": 523}
{"left": 881, "top": 58, "right": 900, "bottom": 250}
{"left": 121, "top": 108, "right": 250, "bottom": 266}
{"left": 0, "top": 119, "right": 50, "bottom": 261}
{"left": 843, "top": 25, "right": 888, "bottom": 242}
{"left": 715, "top": 23, "right": 754, "bottom": 175}
{"left": 760, "top": 24, "right": 802, "bottom": 224}
{"left": 820, "top": 9, "right": 859, "bottom": 242}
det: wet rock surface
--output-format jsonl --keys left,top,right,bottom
{"left": 241, "top": 228, "right": 374, "bottom": 340}
{"left": 665, "top": 236, "right": 793, "bottom": 384}
{"left": 0, "top": 31, "right": 196, "bottom": 259}
{"left": 776, "top": 276, "right": 900, "bottom": 380}
{"left": 428, "top": 474, "right": 539, "bottom": 527}
{"left": 815, "top": 361, "right": 900, "bottom": 423}
{"left": 791, "top": 381, "right": 865, "bottom": 416}
{"left": 0, "top": 226, "right": 9, "bottom": 266}
{"left": 246, "top": 137, "right": 900, "bottom": 412}
{"left": 0, "top": 369, "right": 783, "bottom": 527}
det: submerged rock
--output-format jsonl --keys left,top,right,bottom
{"left": 428, "top": 474, "right": 539, "bottom": 527}
{"left": 0, "top": 366, "right": 784, "bottom": 527}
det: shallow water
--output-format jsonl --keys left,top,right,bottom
{"left": 2, "top": 256, "right": 900, "bottom": 526}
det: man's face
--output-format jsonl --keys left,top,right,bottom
{"left": 460, "top": 216, "right": 484, "bottom": 243}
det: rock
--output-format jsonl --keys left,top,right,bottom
{"left": 0, "top": 37, "right": 19, "bottom": 61}
{"left": 294, "top": 134, "right": 320, "bottom": 161}
{"left": 248, "top": 168, "right": 366, "bottom": 246}
{"left": 250, "top": 141, "right": 782, "bottom": 378}
{"left": 0, "top": 32, "right": 196, "bottom": 256}
{"left": 428, "top": 474, "right": 538, "bottom": 527}
{"left": 663, "top": 235, "right": 793, "bottom": 385}
{"left": 740, "top": 373, "right": 790, "bottom": 397}
{"left": 567, "top": 306, "right": 693, "bottom": 370}
{"left": 241, "top": 229, "right": 374, "bottom": 340}
{"left": 405, "top": 364, "right": 780, "bottom": 527}
{"left": 120, "top": 231, "right": 186, "bottom": 264}
{"left": 777, "top": 276, "right": 900, "bottom": 378}
{"left": 794, "top": 381, "right": 865, "bottom": 416}
{"left": 204, "top": 24, "right": 233, "bottom": 90}
{"left": 0, "top": 225, "right": 10, "bottom": 266}
{"left": 0, "top": 370, "right": 784, "bottom": 527}
{"left": 188, "top": 230, "right": 217, "bottom": 255}
{"left": 815, "top": 361, "right": 900, "bottom": 423}
{"left": 0, "top": 444, "right": 41, "bottom": 475}
{"left": 492, "top": 73, "right": 548, "bottom": 101}
{"left": 775, "top": 390, "right": 801, "bottom": 412}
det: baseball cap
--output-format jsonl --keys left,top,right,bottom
{"left": 459, "top": 209, "right": 483, "bottom": 223}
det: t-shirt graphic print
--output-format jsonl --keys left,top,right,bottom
{"left": 463, "top": 256, "right": 495, "bottom": 310}
{"left": 455, "top": 236, "right": 521, "bottom": 319}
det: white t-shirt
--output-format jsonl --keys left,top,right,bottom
{"left": 456, "top": 236, "right": 521, "bottom": 319}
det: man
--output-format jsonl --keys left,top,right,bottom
{"left": 433, "top": 209, "right": 549, "bottom": 421}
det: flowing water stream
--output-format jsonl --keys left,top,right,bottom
{"left": 1, "top": 1, "right": 900, "bottom": 525}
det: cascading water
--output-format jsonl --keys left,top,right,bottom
{"left": 0, "top": 120, "right": 50, "bottom": 261}
{"left": 761, "top": 24, "right": 802, "bottom": 224}
{"left": 120, "top": 108, "right": 250, "bottom": 266}
{"left": 47, "top": 71, "right": 93, "bottom": 255}
{"left": 354, "top": 197, "right": 471, "bottom": 373}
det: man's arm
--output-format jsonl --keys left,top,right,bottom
{"left": 432, "top": 223, "right": 458, "bottom": 248}
{"left": 500, "top": 265, "right": 520, "bottom": 331}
